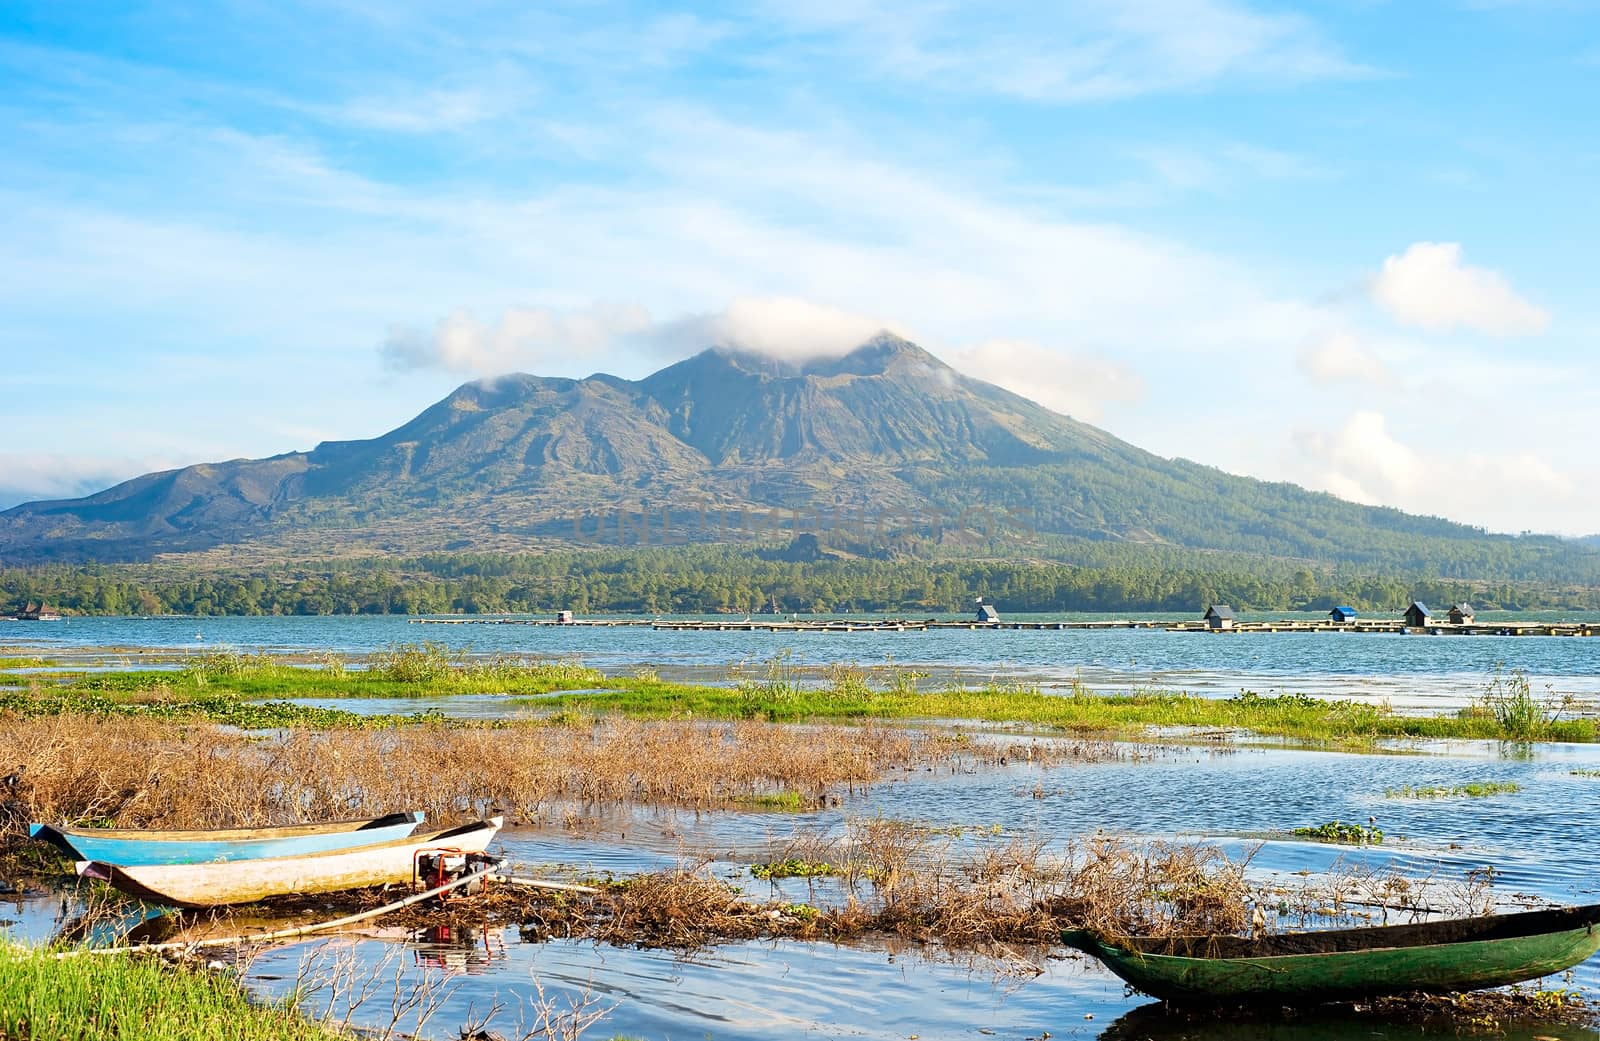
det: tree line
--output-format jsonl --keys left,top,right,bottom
{"left": 3, "top": 543, "right": 1596, "bottom": 617}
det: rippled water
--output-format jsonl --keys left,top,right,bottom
{"left": 8, "top": 617, "right": 1600, "bottom": 1037}
{"left": 7, "top": 613, "right": 1600, "bottom": 711}
{"left": 10, "top": 736, "right": 1600, "bottom": 1039}
{"left": 235, "top": 735, "right": 1600, "bottom": 1041}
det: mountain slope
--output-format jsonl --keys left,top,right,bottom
{"left": 3, "top": 334, "right": 1595, "bottom": 583}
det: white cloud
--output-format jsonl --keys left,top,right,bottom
{"left": 379, "top": 303, "right": 655, "bottom": 374}
{"left": 1293, "top": 410, "right": 1580, "bottom": 530}
{"left": 379, "top": 297, "right": 903, "bottom": 375}
{"left": 766, "top": 0, "right": 1369, "bottom": 103}
{"left": 1371, "top": 242, "right": 1549, "bottom": 336}
{"left": 947, "top": 339, "right": 1146, "bottom": 421}
{"left": 4, "top": 24, "right": 1592, "bottom": 535}
{"left": 1294, "top": 411, "right": 1421, "bottom": 505}
{"left": 656, "top": 297, "right": 902, "bottom": 362}
{"left": 1297, "top": 332, "right": 1393, "bottom": 387}
{"left": 0, "top": 453, "right": 170, "bottom": 509}
{"left": 316, "top": 87, "right": 506, "bottom": 134}
{"left": 378, "top": 297, "right": 1145, "bottom": 424}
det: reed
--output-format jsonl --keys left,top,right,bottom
{"left": 0, "top": 714, "right": 1109, "bottom": 837}
{"left": 492, "top": 829, "right": 1496, "bottom": 959}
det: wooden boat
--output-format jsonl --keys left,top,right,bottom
{"left": 1062, "top": 904, "right": 1600, "bottom": 1003}
{"left": 29, "top": 811, "right": 425, "bottom": 865}
{"left": 78, "top": 817, "right": 502, "bottom": 907}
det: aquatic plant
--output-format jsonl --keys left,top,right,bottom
{"left": 545, "top": 679, "right": 1600, "bottom": 744}
{"left": 823, "top": 662, "right": 874, "bottom": 699}
{"left": 466, "top": 654, "right": 603, "bottom": 686}
{"left": 734, "top": 650, "right": 807, "bottom": 717}
{"left": 749, "top": 858, "right": 840, "bottom": 880}
{"left": 1384, "top": 782, "right": 1521, "bottom": 799}
{"left": 181, "top": 650, "right": 295, "bottom": 688}
{"left": 885, "top": 664, "right": 926, "bottom": 698}
{"left": 367, "top": 641, "right": 458, "bottom": 682}
{"left": 730, "top": 790, "right": 808, "bottom": 811}
{"left": 1293, "top": 820, "right": 1384, "bottom": 845}
{"left": 1459, "top": 665, "right": 1573, "bottom": 741}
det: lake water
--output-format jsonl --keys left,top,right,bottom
{"left": 7, "top": 615, "right": 1600, "bottom": 1038}
{"left": 6, "top": 612, "right": 1600, "bottom": 713}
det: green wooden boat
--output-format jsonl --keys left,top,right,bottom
{"left": 1062, "top": 904, "right": 1600, "bottom": 1003}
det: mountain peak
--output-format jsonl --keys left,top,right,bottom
{"left": 681, "top": 331, "right": 943, "bottom": 380}
{"left": 7, "top": 334, "right": 1583, "bottom": 586}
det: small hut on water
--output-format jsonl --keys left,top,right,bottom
{"left": 1404, "top": 602, "right": 1432, "bottom": 628}
{"left": 1203, "top": 605, "right": 1235, "bottom": 630}
{"left": 1449, "top": 603, "right": 1476, "bottom": 624}
{"left": 1329, "top": 606, "right": 1358, "bottom": 623}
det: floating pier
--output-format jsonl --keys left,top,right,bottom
{"left": 1166, "top": 619, "right": 1597, "bottom": 637}
{"left": 407, "top": 616, "right": 1598, "bottom": 637}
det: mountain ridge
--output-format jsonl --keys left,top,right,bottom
{"left": 3, "top": 334, "right": 1595, "bottom": 585}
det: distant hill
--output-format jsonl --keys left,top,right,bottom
{"left": 3, "top": 334, "right": 1596, "bottom": 584}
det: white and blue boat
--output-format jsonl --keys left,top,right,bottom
{"left": 28, "top": 811, "right": 425, "bottom": 865}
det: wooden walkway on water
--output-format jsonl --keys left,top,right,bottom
{"left": 1169, "top": 619, "right": 1597, "bottom": 637}
{"left": 408, "top": 617, "right": 1596, "bottom": 637}
{"left": 409, "top": 617, "right": 1162, "bottom": 632}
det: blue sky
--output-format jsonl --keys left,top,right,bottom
{"left": 2, "top": 1, "right": 1596, "bottom": 533}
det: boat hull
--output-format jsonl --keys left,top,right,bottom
{"left": 1063, "top": 905, "right": 1600, "bottom": 1003}
{"left": 79, "top": 817, "right": 501, "bottom": 907}
{"left": 30, "top": 812, "right": 425, "bottom": 865}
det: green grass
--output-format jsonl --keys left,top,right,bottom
{"left": 57, "top": 644, "right": 604, "bottom": 700}
{"left": 729, "top": 791, "right": 809, "bottom": 810}
{"left": 1385, "top": 782, "right": 1522, "bottom": 799}
{"left": 0, "top": 656, "right": 53, "bottom": 670}
{"left": 12, "top": 651, "right": 1599, "bottom": 748}
{"left": 0, "top": 947, "right": 344, "bottom": 1040}
{"left": 534, "top": 682, "right": 1600, "bottom": 745}
{"left": 0, "top": 686, "right": 452, "bottom": 730}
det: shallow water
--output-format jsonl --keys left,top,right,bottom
{"left": 5, "top": 614, "right": 1600, "bottom": 713}
{"left": 237, "top": 734, "right": 1600, "bottom": 1039}
{"left": 8, "top": 617, "right": 1600, "bottom": 1037}
{"left": 266, "top": 692, "right": 606, "bottom": 720}
{"left": 9, "top": 735, "right": 1600, "bottom": 1039}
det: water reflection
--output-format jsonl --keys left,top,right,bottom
{"left": 411, "top": 923, "right": 503, "bottom": 973}
{"left": 10, "top": 730, "right": 1600, "bottom": 1040}
{"left": 1100, "top": 1001, "right": 1600, "bottom": 1040}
